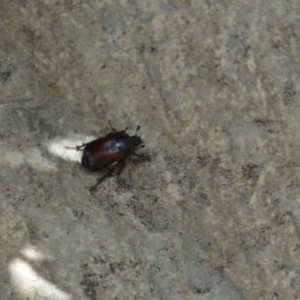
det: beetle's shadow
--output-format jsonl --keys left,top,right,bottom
{"left": 87, "top": 154, "right": 151, "bottom": 193}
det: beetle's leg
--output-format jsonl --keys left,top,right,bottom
{"left": 109, "top": 120, "right": 129, "bottom": 133}
{"left": 65, "top": 143, "right": 88, "bottom": 151}
{"left": 75, "top": 144, "right": 88, "bottom": 151}
{"left": 108, "top": 120, "right": 117, "bottom": 132}
{"left": 89, "top": 168, "right": 114, "bottom": 191}
{"left": 133, "top": 153, "right": 151, "bottom": 161}
{"left": 117, "top": 162, "right": 125, "bottom": 177}
{"left": 115, "top": 162, "right": 126, "bottom": 190}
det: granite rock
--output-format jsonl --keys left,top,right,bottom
{"left": 1, "top": 1, "right": 300, "bottom": 299}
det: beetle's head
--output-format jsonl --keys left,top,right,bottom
{"left": 131, "top": 135, "right": 144, "bottom": 147}
{"left": 131, "top": 125, "right": 145, "bottom": 148}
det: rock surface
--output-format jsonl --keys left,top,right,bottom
{"left": 1, "top": 1, "right": 299, "bottom": 299}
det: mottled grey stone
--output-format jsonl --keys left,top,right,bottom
{"left": 1, "top": 0, "right": 300, "bottom": 299}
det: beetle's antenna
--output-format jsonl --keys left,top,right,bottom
{"left": 135, "top": 125, "right": 141, "bottom": 136}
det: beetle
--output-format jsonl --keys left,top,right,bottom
{"left": 68, "top": 121, "right": 150, "bottom": 191}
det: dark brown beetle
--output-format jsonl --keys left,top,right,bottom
{"left": 68, "top": 121, "right": 150, "bottom": 191}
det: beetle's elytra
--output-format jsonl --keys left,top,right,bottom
{"left": 68, "top": 121, "right": 150, "bottom": 191}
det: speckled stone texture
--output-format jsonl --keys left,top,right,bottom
{"left": 1, "top": 1, "right": 300, "bottom": 299}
